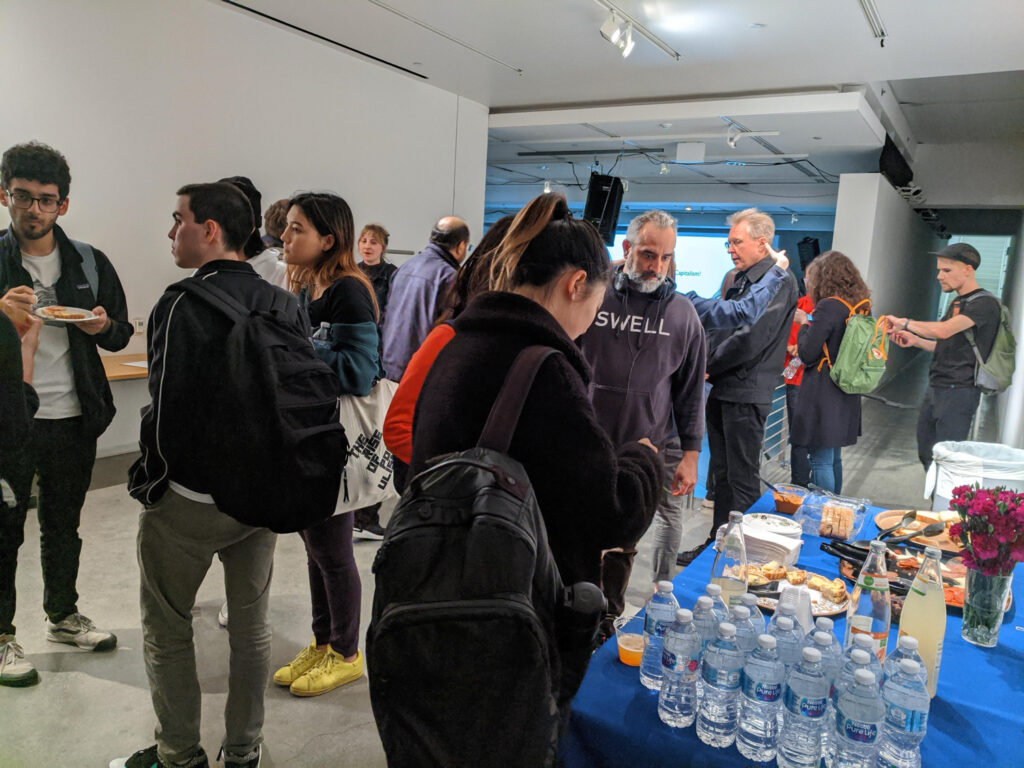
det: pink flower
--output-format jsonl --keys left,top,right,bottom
{"left": 962, "top": 550, "right": 977, "bottom": 570}
{"left": 972, "top": 534, "right": 1000, "bottom": 560}
{"left": 949, "top": 522, "right": 962, "bottom": 539}
{"left": 952, "top": 484, "right": 971, "bottom": 498}
{"left": 980, "top": 564, "right": 1001, "bottom": 577}
{"left": 1011, "top": 541, "right": 1024, "bottom": 562}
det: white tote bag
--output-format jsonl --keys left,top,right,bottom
{"left": 334, "top": 378, "right": 400, "bottom": 514}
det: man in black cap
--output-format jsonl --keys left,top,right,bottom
{"left": 887, "top": 242, "right": 1001, "bottom": 467}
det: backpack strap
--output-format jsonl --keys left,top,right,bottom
{"left": 170, "top": 276, "right": 250, "bottom": 322}
{"left": 958, "top": 290, "right": 1000, "bottom": 365}
{"left": 477, "top": 346, "right": 561, "bottom": 453}
{"left": 69, "top": 239, "right": 99, "bottom": 300}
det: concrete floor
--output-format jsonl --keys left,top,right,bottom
{"left": 1, "top": 359, "right": 951, "bottom": 766}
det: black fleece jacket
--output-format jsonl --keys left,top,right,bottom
{"left": 0, "top": 225, "right": 131, "bottom": 437}
{"left": 410, "top": 291, "right": 662, "bottom": 585}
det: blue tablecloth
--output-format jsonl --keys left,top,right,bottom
{"left": 560, "top": 492, "right": 1024, "bottom": 768}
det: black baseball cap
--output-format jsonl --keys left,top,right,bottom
{"left": 931, "top": 242, "right": 980, "bottom": 269}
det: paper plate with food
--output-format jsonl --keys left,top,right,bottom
{"left": 744, "top": 562, "right": 849, "bottom": 617}
{"left": 34, "top": 305, "right": 97, "bottom": 323}
{"left": 873, "top": 509, "right": 962, "bottom": 552}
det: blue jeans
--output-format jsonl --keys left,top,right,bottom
{"left": 808, "top": 446, "right": 843, "bottom": 494}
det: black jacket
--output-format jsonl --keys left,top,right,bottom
{"left": 129, "top": 260, "right": 307, "bottom": 503}
{"left": 0, "top": 312, "right": 38, "bottom": 456}
{"left": 705, "top": 254, "right": 798, "bottom": 405}
{"left": 791, "top": 298, "right": 862, "bottom": 447}
{"left": 0, "top": 225, "right": 132, "bottom": 437}
{"left": 410, "top": 291, "right": 662, "bottom": 585}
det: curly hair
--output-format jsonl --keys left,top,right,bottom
{"left": 809, "top": 250, "right": 870, "bottom": 306}
{"left": 263, "top": 198, "right": 290, "bottom": 241}
{"left": 2, "top": 141, "right": 72, "bottom": 200}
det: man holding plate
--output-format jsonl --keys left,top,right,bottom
{"left": 0, "top": 141, "right": 131, "bottom": 687}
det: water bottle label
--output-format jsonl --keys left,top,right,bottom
{"left": 849, "top": 625, "right": 888, "bottom": 662}
{"left": 661, "top": 649, "right": 699, "bottom": 673}
{"left": 838, "top": 715, "right": 879, "bottom": 744}
{"left": 701, "top": 665, "right": 741, "bottom": 690}
{"left": 885, "top": 703, "right": 927, "bottom": 733}
{"left": 741, "top": 676, "right": 781, "bottom": 702}
{"left": 784, "top": 688, "right": 826, "bottom": 718}
{"left": 856, "top": 572, "right": 889, "bottom": 592}
{"left": 644, "top": 614, "right": 670, "bottom": 637}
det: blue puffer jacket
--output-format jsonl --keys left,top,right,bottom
{"left": 380, "top": 242, "right": 459, "bottom": 381}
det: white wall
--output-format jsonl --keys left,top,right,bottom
{"left": 0, "top": 0, "right": 488, "bottom": 353}
{"left": 913, "top": 142, "right": 1024, "bottom": 208}
{"left": 833, "top": 173, "right": 943, "bottom": 381}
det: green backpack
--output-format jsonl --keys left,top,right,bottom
{"left": 962, "top": 291, "right": 1016, "bottom": 394}
{"left": 819, "top": 297, "right": 889, "bottom": 395}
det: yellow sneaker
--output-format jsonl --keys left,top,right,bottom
{"left": 289, "top": 647, "right": 363, "bottom": 697}
{"left": 272, "top": 641, "right": 326, "bottom": 687}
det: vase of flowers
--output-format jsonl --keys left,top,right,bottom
{"left": 949, "top": 485, "right": 1024, "bottom": 648}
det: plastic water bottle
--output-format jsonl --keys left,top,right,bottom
{"left": 709, "top": 510, "right": 748, "bottom": 605}
{"left": 805, "top": 616, "right": 840, "bottom": 650}
{"left": 777, "top": 646, "right": 830, "bottom": 768}
{"left": 739, "top": 592, "right": 766, "bottom": 631}
{"left": 883, "top": 636, "right": 927, "bottom": 688}
{"left": 731, "top": 605, "right": 759, "bottom": 656}
{"left": 876, "top": 660, "right": 929, "bottom": 768}
{"left": 812, "top": 631, "right": 841, "bottom": 759}
{"left": 770, "top": 615, "right": 804, "bottom": 674}
{"left": 784, "top": 355, "right": 803, "bottom": 379}
{"left": 658, "top": 609, "right": 701, "bottom": 728}
{"left": 692, "top": 595, "right": 720, "bottom": 652}
{"left": 768, "top": 602, "right": 806, "bottom": 644}
{"left": 737, "top": 634, "right": 785, "bottom": 762}
{"left": 844, "top": 540, "right": 891, "bottom": 662}
{"left": 696, "top": 622, "right": 744, "bottom": 747}
{"left": 640, "top": 581, "right": 680, "bottom": 690}
{"left": 834, "top": 648, "right": 873, "bottom": 712}
{"left": 848, "top": 633, "right": 885, "bottom": 687}
{"left": 829, "top": 669, "right": 885, "bottom": 768}
{"left": 704, "top": 583, "right": 731, "bottom": 623}
{"left": 311, "top": 321, "right": 332, "bottom": 351}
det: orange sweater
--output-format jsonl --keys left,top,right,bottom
{"left": 383, "top": 323, "right": 456, "bottom": 464}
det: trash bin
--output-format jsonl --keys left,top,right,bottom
{"left": 924, "top": 441, "right": 1024, "bottom": 512}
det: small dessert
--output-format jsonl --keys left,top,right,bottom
{"left": 761, "top": 561, "right": 786, "bottom": 581}
{"left": 807, "top": 574, "right": 830, "bottom": 592}
{"left": 819, "top": 503, "right": 854, "bottom": 539}
{"left": 747, "top": 573, "right": 769, "bottom": 587}
{"left": 785, "top": 569, "right": 807, "bottom": 585}
{"left": 820, "top": 578, "right": 848, "bottom": 604}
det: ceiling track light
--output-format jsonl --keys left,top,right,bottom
{"left": 592, "top": 0, "right": 682, "bottom": 61}
{"left": 857, "top": 0, "right": 888, "bottom": 47}
{"left": 543, "top": 180, "right": 552, "bottom": 194}
{"left": 659, "top": 163, "right": 670, "bottom": 175}
{"left": 790, "top": 213, "right": 799, "bottom": 224}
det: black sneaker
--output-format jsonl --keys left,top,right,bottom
{"left": 676, "top": 539, "right": 713, "bottom": 567}
{"left": 353, "top": 522, "right": 385, "bottom": 541}
{"left": 220, "top": 744, "right": 261, "bottom": 768}
{"left": 109, "top": 745, "right": 209, "bottom": 768}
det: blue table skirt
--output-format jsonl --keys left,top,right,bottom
{"left": 560, "top": 492, "right": 1024, "bottom": 768}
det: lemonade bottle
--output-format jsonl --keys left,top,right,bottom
{"left": 710, "top": 511, "right": 748, "bottom": 607}
{"left": 897, "top": 547, "right": 946, "bottom": 698}
{"left": 844, "top": 540, "right": 891, "bottom": 662}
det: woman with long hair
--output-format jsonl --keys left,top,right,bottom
{"left": 357, "top": 223, "right": 397, "bottom": 321}
{"left": 404, "top": 204, "right": 661, "bottom": 753}
{"left": 274, "top": 192, "right": 379, "bottom": 697}
{"left": 791, "top": 250, "right": 870, "bottom": 493}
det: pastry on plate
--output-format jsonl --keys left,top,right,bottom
{"left": 807, "top": 574, "right": 830, "bottom": 592}
{"left": 821, "top": 578, "right": 848, "bottom": 603}
{"left": 761, "top": 561, "right": 786, "bottom": 580}
{"left": 785, "top": 569, "right": 807, "bottom": 585}
{"left": 747, "top": 573, "right": 769, "bottom": 587}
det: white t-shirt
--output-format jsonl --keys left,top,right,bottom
{"left": 21, "top": 247, "right": 81, "bottom": 419}
{"left": 247, "top": 249, "right": 289, "bottom": 289}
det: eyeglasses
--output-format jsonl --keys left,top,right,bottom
{"left": 724, "top": 238, "right": 745, "bottom": 249}
{"left": 6, "top": 189, "right": 62, "bottom": 213}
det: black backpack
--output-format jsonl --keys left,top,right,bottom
{"left": 367, "top": 346, "right": 605, "bottom": 768}
{"left": 170, "top": 278, "right": 347, "bottom": 532}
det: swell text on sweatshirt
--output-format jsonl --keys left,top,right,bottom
{"left": 593, "top": 311, "right": 671, "bottom": 336}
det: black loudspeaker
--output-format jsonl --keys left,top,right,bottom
{"left": 797, "top": 237, "right": 821, "bottom": 271}
{"left": 583, "top": 173, "right": 624, "bottom": 245}
{"left": 879, "top": 135, "right": 913, "bottom": 189}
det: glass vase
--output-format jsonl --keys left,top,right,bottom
{"left": 961, "top": 569, "right": 1013, "bottom": 648}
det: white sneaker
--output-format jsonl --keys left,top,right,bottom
{"left": 0, "top": 634, "right": 39, "bottom": 687}
{"left": 46, "top": 612, "right": 117, "bottom": 651}
{"left": 218, "top": 602, "right": 229, "bottom": 628}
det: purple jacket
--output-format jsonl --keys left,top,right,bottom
{"left": 381, "top": 242, "right": 459, "bottom": 381}
{"left": 579, "top": 272, "right": 707, "bottom": 452}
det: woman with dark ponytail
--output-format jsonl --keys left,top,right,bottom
{"left": 407, "top": 194, "right": 661, "bottom": 741}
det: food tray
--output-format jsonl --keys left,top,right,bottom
{"left": 770, "top": 483, "right": 808, "bottom": 515}
{"left": 873, "top": 509, "right": 963, "bottom": 553}
{"left": 794, "top": 491, "right": 869, "bottom": 541}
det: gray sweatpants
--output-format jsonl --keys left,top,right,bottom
{"left": 137, "top": 490, "right": 277, "bottom": 764}
{"left": 650, "top": 439, "right": 687, "bottom": 583}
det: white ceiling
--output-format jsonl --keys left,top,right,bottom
{"left": 228, "top": 0, "right": 1024, "bottom": 211}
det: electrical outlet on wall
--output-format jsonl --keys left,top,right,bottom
{"left": 132, "top": 317, "right": 146, "bottom": 335}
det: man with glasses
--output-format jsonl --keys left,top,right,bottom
{"left": 0, "top": 142, "right": 131, "bottom": 687}
{"left": 680, "top": 208, "right": 797, "bottom": 563}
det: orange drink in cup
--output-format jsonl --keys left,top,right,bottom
{"left": 614, "top": 616, "right": 643, "bottom": 666}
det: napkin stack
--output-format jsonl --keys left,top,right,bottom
{"left": 717, "top": 522, "right": 803, "bottom": 566}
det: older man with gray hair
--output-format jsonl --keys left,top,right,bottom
{"left": 580, "top": 208, "right": 790, "bottom": 637}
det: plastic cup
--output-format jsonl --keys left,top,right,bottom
{"left": 614, "top": 616, "right": 643, "bottom": 666}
